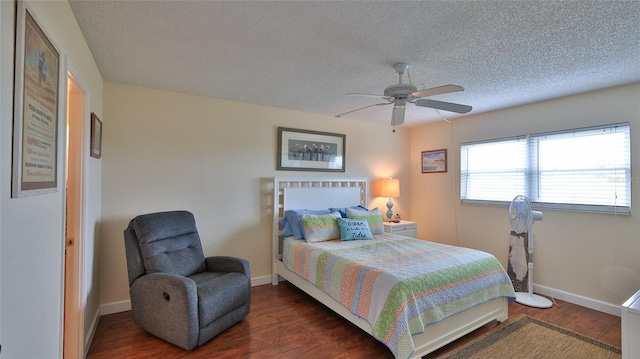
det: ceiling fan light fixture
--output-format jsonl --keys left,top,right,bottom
{"left": 391, "top": 104, "right": 405, "bottom": 127}
{"left": 394, "top": 99, "right": 407, "bottom": 109}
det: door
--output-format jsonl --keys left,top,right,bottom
{"left": 64, "top": 70, "right": 86, "bottom": 359}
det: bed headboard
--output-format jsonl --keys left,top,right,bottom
{"left": 272, "top": 177, "right": 368, "bottom": 281}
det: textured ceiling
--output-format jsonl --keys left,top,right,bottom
{"left": 69, "top": 0, "right": 640, "bottom": 127}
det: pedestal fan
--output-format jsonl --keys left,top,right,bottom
{"left": 509, "top": 195, "right": 553, "bottom": 308}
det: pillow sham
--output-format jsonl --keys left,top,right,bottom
{"left": 281, "top": 209, "right": 333, "bottom": 239}
{"left": 345, "top": 207, "right": 384, "bottom": 234}
{"left": 336, "top": 218, "right": 374, "bottom": 241}
{"left": 300, "top": 212, "right": 341, "bottom": 243}
{"left": 328, "top": 205, "right": 369, "bottom": 218}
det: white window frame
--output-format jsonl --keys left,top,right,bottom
{"left": 460, "top": 123, "right": 631, "bottom": 215}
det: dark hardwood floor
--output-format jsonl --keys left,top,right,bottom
{"left": 87, "top": 282, "right": 621, "bottom": 358}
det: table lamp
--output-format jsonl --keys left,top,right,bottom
{"left": 378, "top": 178, "right": 400, "bottom": 222}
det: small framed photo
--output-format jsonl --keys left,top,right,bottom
{"left": 90, "top": 113, "right": 102, "bottom": 159}
{"left": 422, "top": 149, "right": 447, "bottom": 173}
{"left": 277, "top": 127, "right": 345, "bottom": 172}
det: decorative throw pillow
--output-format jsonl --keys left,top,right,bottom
{"left": 345, "top": 207, "right": 384, "bottom": 234}
{"left": 300, "top": 212, "right": 341, "bottom": 243}
{"left": 281, "top": 209, "right": 333, "bottom": 239}
{"left": 336, "top": 218, "right": 374, "bottom": 241}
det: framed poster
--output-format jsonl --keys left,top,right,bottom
{"left": 12, "top": 1, "right": 61, "bottom": 197}
{"left": 421, "top": 149, "right": 447, "bottom": 173}
{"left": 277, "top": 127, "right": 345, "bottom": 172}
{"left": 90, "top": 113, "right": 102, "bottom": 158}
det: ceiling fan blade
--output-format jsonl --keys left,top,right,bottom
{"left": 415, "top": 99, "right": 472, "bottom": 114}
{"left": 335, "top": 102, "right": 390, "bottom": 117}
{"left": 411, "top": 85, "right": 464, "bottom": 98}
{"left": 346, "top": 92, "right": 386, "bottom": 98}
{"left": 391, "top": 105, "right": 405, "bottom": 126}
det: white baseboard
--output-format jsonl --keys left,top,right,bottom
{"left": 534, "top": 284, "right": 621, "bottom": 317}
{"left": 100, "top": 299, "right": 132, "bottom": 316}
{"left": 99, "top": 275, "right": 274, "bottom": 315}
{"left": 251, "top": 275, "right": 272, "bottom": 287}
{"left": 85, "top": 307, "right": 101, "bottom": 357}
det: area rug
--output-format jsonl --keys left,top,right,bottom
{"left": 439, "top": 315, "right": 621, "bottom": 359}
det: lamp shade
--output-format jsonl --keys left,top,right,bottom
{"left": 378, "top": 178, "right": 400, "bottom": 198}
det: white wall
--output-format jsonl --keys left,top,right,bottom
{"left": 99, "top": 82, "right": 412, "bottom": 307}
{"left": 411, "top": 83, "right": 640, "bottom": 308}
{"left": 0, "top": 1, "right": 103, "bottom": 357}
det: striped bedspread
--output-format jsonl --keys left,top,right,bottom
{"left": 283, "top": 233, "right": 516, "bottom": 359}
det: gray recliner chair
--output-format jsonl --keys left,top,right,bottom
{"left": 123, "top": 210, "right": 251, "bottom": 350}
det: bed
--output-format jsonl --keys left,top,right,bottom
{"left": 272, "top": 177, "right": 515, "bottom": 359}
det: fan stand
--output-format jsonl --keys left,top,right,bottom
{"left": 515, "top": 264, "right": 553, "bottom": 308}
{"left": 514, "top": 224, "right": 552, "bottom": 308}
{"left": 516, "top": 292, "right": 552, "bottom": 308}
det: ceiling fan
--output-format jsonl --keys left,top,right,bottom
{"left": 336, "top": 62, "right": 472, "bottom": 128}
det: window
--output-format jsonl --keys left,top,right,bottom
{"left": 460, "top": 123, "right": 631, "bottom": 214}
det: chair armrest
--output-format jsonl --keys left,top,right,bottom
{"left": 129, "top": 273, "right": 200, "bottom": 350}
{"left": 205, "top": 256, "right": 250, "bottom": 278}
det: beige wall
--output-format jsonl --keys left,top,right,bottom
{"left": 102, "top": 82, "right": 640, "bottom": 312}
{"left": 0, "top": 0, "right": 103, "bottom": 357}
{"left": 100, "top": 82, "right": 412, "bottom": 306}
{"left": 411, "top": 83, "right": 640, "bottom": 307}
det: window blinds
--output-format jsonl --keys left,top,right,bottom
{"left": 461, "top": 123, "right": 631, "bottom": 214}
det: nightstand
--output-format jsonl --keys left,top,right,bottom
{"left": 383, "top": 220, "right": 417, "bottom": 238}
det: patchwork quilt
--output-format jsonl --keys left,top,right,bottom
{"left": 283, "top": 233, "right": 516, "bottom": 359}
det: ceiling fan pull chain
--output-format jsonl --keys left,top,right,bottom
{"left": 435, "top": 108, "right": 451, "bottom": 123}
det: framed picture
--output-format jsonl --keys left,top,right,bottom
{"left": 90, "top": 113, "right": 103, "bottom": 159}
{"left": 421, "top": 149, "right": 447, "bottom": 173}
{"left": 277, "top": 127, "right": 345, "bottom": 172}
{"left": 12, "top": 1, "right": 61, "bottom": 197}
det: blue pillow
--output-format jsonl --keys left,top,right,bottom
{"left": 329, "top": 205, "right": 369, "bottom": 218}
{"left": 279, "top": 217, "right": 294, "bottom": 237}
{"left": 336, "top": 218, "right": 374, "bottom": 240}
{"left": 281, "top": 209, "right": 333, "bottom": 239}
